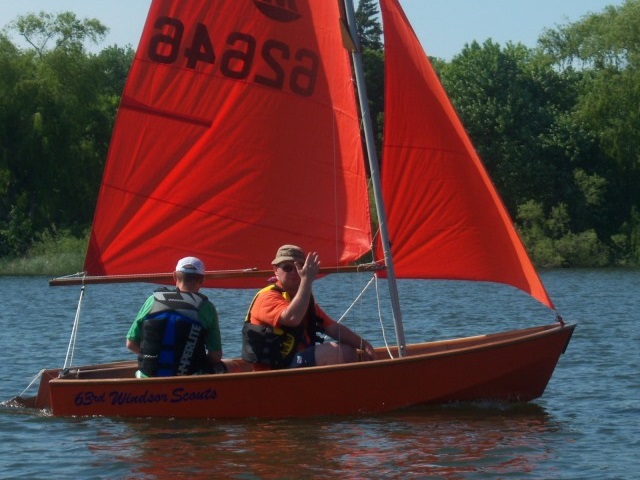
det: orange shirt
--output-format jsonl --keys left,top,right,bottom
{"left": 249, "top": 284, "right": 336, "bottom": 350}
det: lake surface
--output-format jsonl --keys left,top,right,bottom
{"left": 1, "top": 270, "right": 638, "bottom": 479}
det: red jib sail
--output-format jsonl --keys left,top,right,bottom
{"left": 84, "top": 0, "right": 371, "bottom": 286}
{"left": 377, "top": 0, "right": 554, "bottom": 309}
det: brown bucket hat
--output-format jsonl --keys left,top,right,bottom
{"left": 272, "top": 244, "right": 306, "bottom": 265}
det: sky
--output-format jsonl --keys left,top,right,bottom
{"left": 0, "top": 0, "right": 624, "bottom": 60}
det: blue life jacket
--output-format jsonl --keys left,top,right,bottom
{"left": 139, "top": 288, "right": 210, "bottom": 377}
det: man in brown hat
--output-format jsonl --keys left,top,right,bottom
{"left": 242, "top": 244, "right": 375, "bottom": 370}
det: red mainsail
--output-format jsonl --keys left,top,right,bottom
{"left": 84, "top": 0, "right": 371, "bottom": 286}
{"left": 377, "top": 0, "right": 554, "bottom": 309}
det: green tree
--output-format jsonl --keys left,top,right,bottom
{"left": 356, "top": 0, "right": 383, "bottom": 51}
{"left": 10, "top": 11, "right": 107, "bottom": 56}
{"left": 0, "top": 33, "right": 38, "bottom": 255}
{"left": 539, "top": 0, "right": 640, "bottom": 262}
{"left": 437, "top": 39, "right": 617, "bottom": 265}
{"left": 440, "top": 40, "right": 580, "bottom": 213}
{"left": 517, "top": 200, "right": 610, "bottom": 267}
{"left": 355, "top": 0, "right": 384, "bottom": 160}
{"left": 0, "top": 12, "right": 132, "bottom": 256}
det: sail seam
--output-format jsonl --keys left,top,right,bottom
{"left": 120, "top": 96, "right": 212, "bottom": 127}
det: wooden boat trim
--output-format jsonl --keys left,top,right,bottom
{"left": 48, "top": 323, "right": 573, "bottom": 384}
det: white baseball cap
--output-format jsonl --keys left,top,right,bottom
{"left": 175, "top": 256, "right": 205, "bottom": 275}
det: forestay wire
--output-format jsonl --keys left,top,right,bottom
{"left": 17, "top": 369, "right": 44, "bottom": 398}
{"left": 16, "top": 284, "right": 86, "bottom": 399}
{"left": 63, "top": 285, "right": 86, "bottom": 370}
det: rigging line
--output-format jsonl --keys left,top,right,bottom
{"left": 374, "top": 274, "right": 394, "bottom": 359}
{"left": 55, "top": 271, "right": 87, "bottom": 279}
{"left": 329, "top": 274, "right": 376, "bottom": 362}
{"left": 330, "top": 274, "right": 393, "bottom": 359}
{"left": 18, "top": 369, "right": 44, "bottom": 398}
{"left": 332, "top": 274, "right": 375, "bottom": 324}
{"left": 324, "top": 274, "right": 375, "bottom": 343}
{"left": 63, "top": 284, "right": 86, "bottom": 370}
{"left": 335, "top": 274, "right": 377, "bottom": 324}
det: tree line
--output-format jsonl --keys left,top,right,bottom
{"left": 1, "top": 2, "right": 639, "bottom": 268}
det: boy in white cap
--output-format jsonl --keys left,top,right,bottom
{"left": 126, "top": 257, "right": 223, "bottom": 377}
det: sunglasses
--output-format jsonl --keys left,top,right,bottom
{"left": 279, "top": 263, "right": 296, "bottom": 273}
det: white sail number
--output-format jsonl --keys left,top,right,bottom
{"left": 147, "top": 17, "right": 319, "bottom": 97}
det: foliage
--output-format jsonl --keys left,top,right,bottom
{"left": 439, "top": 41, "right": 582, "bottom": 214}
{"left": 0, "top": 12, "right": 134, "bottom": 259}
{"left": 356, "top": 0, "right": 384, "bottom": 158}
{"left": 610, "top": 207, "right": 640, "bottom": 265}
{"left": 537, "top": 0, "right": 640, "bottom": 259}
{"left": 10, "top": 11, "right": 107, "bottom": 56}
{"left": 516, "top": 200, "right": 610, "bottom": 267}
{"left": 0, "top": 228, "right": 87, "bottom": 275}
{"left": 356, "top": 0, "right": 383, "bottom": 51}
{"left": 434, "top": 1, "right": 640, "bottom": 266}
{"left": 362, "top": 47, "right": 384, "bottom": 156}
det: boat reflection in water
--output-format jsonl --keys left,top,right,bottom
{"left": 86, "top": 405, "right": 554, "bottom": 478}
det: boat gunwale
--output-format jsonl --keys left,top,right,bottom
{"left": 47, "top": 323, "right": 574, "bottom": 386}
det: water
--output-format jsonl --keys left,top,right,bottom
{"left": 1, "top": 270, "right": 638, "bottom": 479}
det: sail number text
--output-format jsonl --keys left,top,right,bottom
{"left": 147, "top": 17, "right": 319, "bottom": 97}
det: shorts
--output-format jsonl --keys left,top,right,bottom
{"left": 289, "top": 346, "right": 316, "bottom": 368}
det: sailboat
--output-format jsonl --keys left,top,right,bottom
{"left": 20, "top": 0, "right": 574, "bottom": 418}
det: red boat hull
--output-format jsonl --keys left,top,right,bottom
{"left": 32, "top": 323, "right": 574, "bottom": 418}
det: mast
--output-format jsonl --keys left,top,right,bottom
{"left": 342, "top": 0, "right": 407, "bottom": 357}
